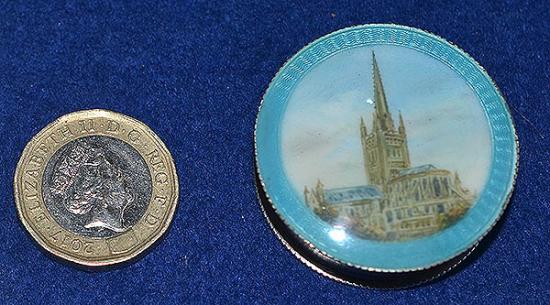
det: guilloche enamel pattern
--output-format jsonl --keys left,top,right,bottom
{"left": 254, "top": 24, "right": 518, "bottom": 287}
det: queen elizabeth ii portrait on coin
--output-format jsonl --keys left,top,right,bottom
{"left": 43, "top": 136, "right": 152, "bottom": 238}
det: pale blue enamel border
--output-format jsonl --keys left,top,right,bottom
{"left": 256, "top": 24, "right": 517, "bottom": 271}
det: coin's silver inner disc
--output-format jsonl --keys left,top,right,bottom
{"left": 42, "top": 135, "right": 152, "bottom": 238}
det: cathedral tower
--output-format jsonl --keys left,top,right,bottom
{"left": 361, "top": 52, "right": 411, "bottom": 190}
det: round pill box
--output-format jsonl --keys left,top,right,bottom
{"left": 254, "top": 24, "right": 518, "bottom": 287}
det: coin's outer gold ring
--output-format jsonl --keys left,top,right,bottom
{"left": 14, "top": 109, "right": 179, "bottom": 267}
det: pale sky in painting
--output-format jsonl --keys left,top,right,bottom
{"left": 281, "top": 45, "right": 492, "bottom": 194}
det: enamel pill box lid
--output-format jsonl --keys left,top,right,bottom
{"left": 255, "top": 24, "right": 517, "bottom": 285}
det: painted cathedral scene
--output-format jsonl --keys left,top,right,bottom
{"left": 303, "top": 52, "right": 475, "bottom": 241}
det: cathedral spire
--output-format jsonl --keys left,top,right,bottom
{"left": 372, "top": 52, "right": 390, "bottom": 119}
{"left": 360, "top": 116, "right": 368, "bottom": 136}
{"left": 454, "top": 171, "right": 462, "bottom": 185}
{"left": 315, "top": 179, "right": 325, "bottom": 202}
{"left": 398, "top": 111, "right": 406, "bottom": 134}
{"left": 316, "top": 179, "right": 324, "bottom": 191}
{"left": 362, "top": 52, "right": 410, "bottom": 188}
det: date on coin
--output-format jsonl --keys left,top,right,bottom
{"left": 14, "top": 109, "right": 178, "bottom": 267}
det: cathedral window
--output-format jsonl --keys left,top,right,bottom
{"left": 434, "top": 178, "right": 441, "bottom": 197}
{"left": 442, "top": 177, "right": 449, "bottom": 195}
{"left": 386, "top": 211, "right": 393, "bottom": 223}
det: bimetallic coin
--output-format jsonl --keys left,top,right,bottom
{"left": 14, "top": 109, "right": 178, "bottom": 267}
